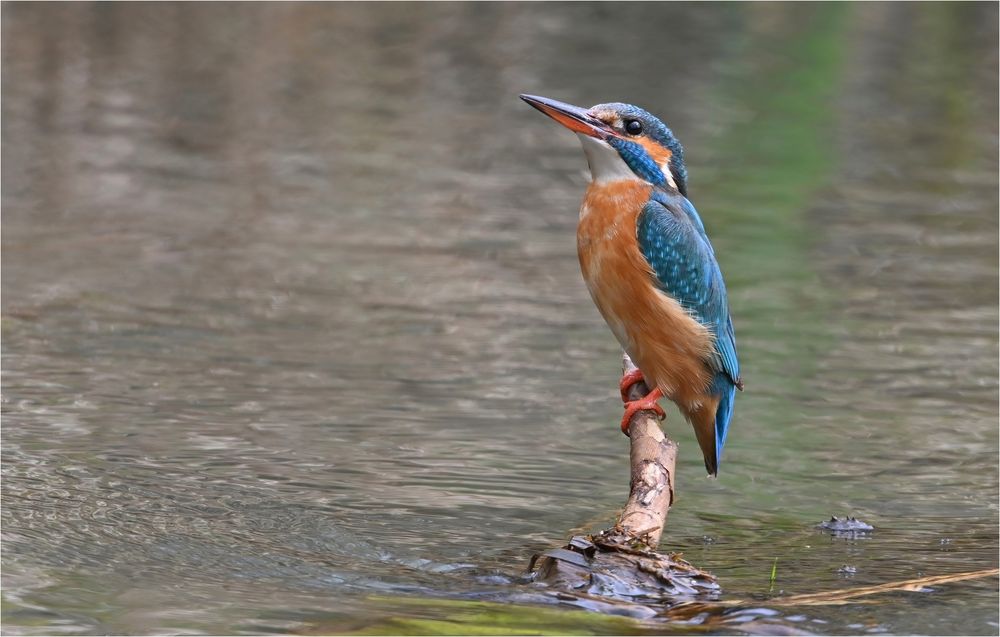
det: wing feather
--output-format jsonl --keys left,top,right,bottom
{"left": 637, "top": 194, "right": 740, "bottom": 387}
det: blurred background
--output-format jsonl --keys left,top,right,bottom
{"left": 2, "top": 2, "right": 997, "bottom": 635}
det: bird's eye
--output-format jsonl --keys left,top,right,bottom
{"left": 625, "top": 119, "right": 643, "bottom": 135}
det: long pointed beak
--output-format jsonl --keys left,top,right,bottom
{"left": 520, "top": 94, "right": 615, "bottom": 139}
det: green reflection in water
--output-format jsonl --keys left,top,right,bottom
{"left": 675, "top": 4, "right": 850, "bottom": 516}
{"left": 344, "top": 597, "right": 647, "bottom": 636}
{"left": 701, "top": 2, "right": 847, "bottom": 391}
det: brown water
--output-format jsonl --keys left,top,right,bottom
{"left": 2, "top": 3, "right": 998, "bottom": 635}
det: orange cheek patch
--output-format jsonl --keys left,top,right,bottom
{"left": 637, "top": 137, "right": 672, "bottom": 167}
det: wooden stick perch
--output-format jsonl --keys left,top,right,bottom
{"left": 528, "top": 353, "right": 717, "bottom": 604}
{"left": 614, "top": 352, "right": 677, "bottom": 549}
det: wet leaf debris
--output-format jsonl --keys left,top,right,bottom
{"left": 816, "top": 516, "right": 874, "bottom": 538}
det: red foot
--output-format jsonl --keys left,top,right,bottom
{"left": 620, "top": 388, "right": 665, "bottom": 435}
{"left": 619, "top": 369, "right": 647, "bottom": 402}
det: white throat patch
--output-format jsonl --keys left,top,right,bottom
{"left": 577, "top": 134, "right": 640, "bottom": 184}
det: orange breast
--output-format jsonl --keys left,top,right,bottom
{"left": 577, "top": 181, "right": 714, "bottom": 409}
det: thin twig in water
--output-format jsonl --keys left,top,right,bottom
{"left": 666, "top": 567, "right": 1000, "bottom": 617}
{"left": 771, "top": 567, "right": 1000, "bottom": 606}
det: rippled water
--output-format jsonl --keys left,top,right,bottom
{"left": 3, "top": 3, "right": 998, "bottom": 635}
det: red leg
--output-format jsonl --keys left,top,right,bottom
{"left": 620, "top": 387, "right": 665, "bottom": 435}
{"left": 619, "top": 368, "right": 647, "bottom": 402}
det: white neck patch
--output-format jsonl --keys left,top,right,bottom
{"left": 660, "top": 160, "right": 677, "bottom": 190}
{"left": 577, "top": 134, "right": 640, "bottom": 184}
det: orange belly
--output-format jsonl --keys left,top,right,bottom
{"left": 577, "top": 181, "right": 714, "bottom": 410}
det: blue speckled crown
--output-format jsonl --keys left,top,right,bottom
{"left": 593, "top": 102, "right": 688, "bottom": 196}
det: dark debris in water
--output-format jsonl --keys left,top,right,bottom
{"left": 816, "top": 516, "right": 874, "bottom": 537}
{"left": 525, "top": 529, "right": 721, "bottom": 618}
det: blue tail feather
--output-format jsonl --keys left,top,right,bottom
{"left": 713, "top": 373, "right": 737, "bottom": 474}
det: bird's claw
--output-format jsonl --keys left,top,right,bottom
{"left": 620, "top": 388, "right": 665, "bottom": 435}
{"left": 619, "top": 368, "right": 646, "bottom": 402}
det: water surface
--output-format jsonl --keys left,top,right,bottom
{"left": 3, "top": 3, "right": 998, "bottom": 635}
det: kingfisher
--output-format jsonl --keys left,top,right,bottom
{"left": 521, "top": 94, "right": 743, "bottom": 476}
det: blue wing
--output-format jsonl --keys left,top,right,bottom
{"left": 636, "top": 192, "right": 741, "bottom": 472}
{"left": 636, "top": 193, "right": 740, "bottom": 386}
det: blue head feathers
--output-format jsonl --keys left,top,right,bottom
{"left": 589, "top": 102, "right": 688, "bottom": 196}
{"left": 518, "top": 94, "right": 689, "bottom": 195}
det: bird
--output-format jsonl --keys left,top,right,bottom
{"left": 520, "top": 94, "right": 742, "bottom": 476}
